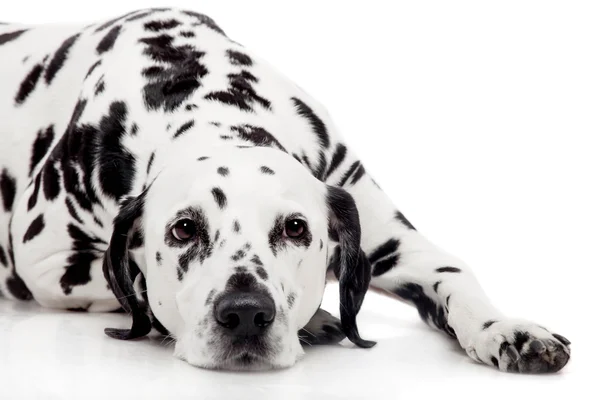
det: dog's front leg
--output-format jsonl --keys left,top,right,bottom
{"left": 367, "top": 229, "right": 571, "bottom": 373}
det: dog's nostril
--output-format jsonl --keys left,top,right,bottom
{"left": 222, "top": 313, "right": 240, "bottom": 329}
{"left": 254, "top": 311, "right": 274, "bottom": 328}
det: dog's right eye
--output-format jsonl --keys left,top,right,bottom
{"left": 172, "top": 219, "right": 196, "bottom": 241}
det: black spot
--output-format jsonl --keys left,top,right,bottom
{"left": 15, "top": 63, "right": 44, "bottom": 104}
{"left": 436, "top": 266, "right": 462, "bottom": 273}
{"left": 368, "top": 239, "right": 401, "bottom": 277}
{"left": 146, "top": 152, "right": 155, "bottom": 174}
{"left": 0, "top": 169, "right": 17, "bottom": 212}
{"left": 220, "top": 135, "right": 233, "bottom": 140}
{"left": 483, "top": 320, "right": 497, "bottom": 330}
{"left": 233, "top": 220, "right": 241, "bottom": 233}
{"left": 67, "top": 223, "right": 105, "bottom": 251}
{"left": 42, "top": 162, "right": 61, "bottom": 200}
{"left": 256, "top": 266, "right": 268, "bottom": 280}
{"left": 491, "top": 356, "right": 499, "bottom": 367}
{"left": 208, "top": 121, "right": 220, "bottom": 126}
{"left": 197, "top": 156, "right": 209, "bottom": 161}
{"left": 142, "top": 66, "right": 164, "bottom": 77}
{"left": 324, "top": 143, "right": 347, "bottom": 180}
{"left": 234, "top": 266, "right": 248, "bottom": 274}
{"left": 513, "top": 331, "right": 531, "bottom": 352}
{"left": 85, "top": 60, "right": 102, "bottom": 77}
{"left": 29, "top": 125, "right": 55, "bottom": 175}
{"left": 95, "top": 79, "right": 105, "bottom": 96}
{"left": 6, "top": 274, "right": 32, "bottom": 300}
{"left": 96, "top": 25, "right": 121, "bottom": 54}
{"left": 205, "top": 70, "right": 271, "bottom": 112}
{"left": 140, "top": 34, "right": 207, "bottom": 112}
{"left": 186, "top": 104, "right": 199, "bottom": 111}
{"left": 211, "top": 187, "right": 227, "bottom": 209}
{"left": 27, "top": 173, "right": 42, "bottom": 211}
{"left": 177, "top": 244, "right": 200, "bottom": 281}
{"left": 338, "top": 161, "right": 365, "bottom": 187}
{"left": 0, "top": 245, "right": 7, "bottom": 267}
{"left": 144, "top": 19, "right": 181, "bottom": 31}
{"left": 173, "top": 120, "right": 195, "bottom": 139}
{"left": 259, "top": 166, "right": 276, "bottom": 175}
{"left": 395, "top": 210, "right": 416, "bottom": 230}
{"left": 130, "top": 123, "right": 138, "bottom": 136}
{"left": 45, "top": 33, "right": 80, "bottom": 84}
{"left": 23, "top": 214, "right": 45, "bottom": 243}
{"left": 287, "top": 293, "right": 296, "bottom": 308}
{"left": 394, "top": 283, "right": 455, "bottom": 338}
{"left": 290, "top": 97, "right": 330, "bottom": 149}
{"left": 93, "top": 216, "right": 103, "bottom": 227}
{"left": 433, "top": 281, "right": 441, "bottom": 293}
{"left": 231, "top": 249, "right": 246, "bottom": 262}
{"left": 156, "top": 251, "right": 162, "bottom": 265}
{"left": 205, "top": 289, "right": 216, "bottom": 305}
{"left": 217, "top": 167, "right": 229, "bottom": 176}
{"left": 59, "top": 251, "right": 95, "bottom": 295}
{"left": 319, "top": 239, "right": 323, "bottom": 251}
{"left": 226, "top": 49, "right": 252, "bottom": 66}
{"left": 180, "top": 31, "right": 195, "bottom": 38}
{"left": 0, "top": 29, "right": 28, "bottom": 45}
{"left": 96, "top": 101, "right": 136, "bottom": 200}
{"left": 230, "top": 124, "right": 286, "bottom": 151}
{"left": 250, "top": 254, "right": 262, "bottom": 266}
{"left": 65, "top": 197, "right": 83, "bottom": 224}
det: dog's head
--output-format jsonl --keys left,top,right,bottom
{"left": 102, "top": 146, "right": 374, "bottom": 370}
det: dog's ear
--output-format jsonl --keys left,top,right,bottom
{"left": 326, "top": 186, "right": 376, "bottom": 348}
{"left": 102, "top": 190, "right": 152, "bottom": 340}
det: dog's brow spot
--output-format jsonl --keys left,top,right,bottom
{"left": 158, "top": 301, "right": 162, "bottom": 306}
{"left": 217, "top": 167, "right": 229, "bottom": 176}
{"left": 256, "top": 266, "right": 268, "bottom": 280}
{"left": 197, "top": 156, "right": 209, "bottom": 161}
{"left": 209, "top": 121, "right": 221, "bottom": 127}
{"left": 260, "top": 166, "right": 275, "bottom": 175}
{"left": 211, "top": 187, "right": 227, "bottom": 209}
{"left": 250, "top": 254, "right": 263, "bottom": 266}
{"left": 156, "top": 251, "right": 162, "bottom": 265}
{"left": 232, "top": 220, "right": 240, "bottom": 233}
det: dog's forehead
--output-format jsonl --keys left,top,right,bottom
{"left": 147, "top": 147, "right": 326, "bottom": 216}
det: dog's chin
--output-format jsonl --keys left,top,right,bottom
{"left": 179, "top": 352, "right": 296, "bottom": 371}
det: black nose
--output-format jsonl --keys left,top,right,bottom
{"left": 214, "top": 291, "right": 276, "bottom": 336}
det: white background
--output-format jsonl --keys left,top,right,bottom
{"left": 1, "top": 1, "right": 597, "bottom": 399}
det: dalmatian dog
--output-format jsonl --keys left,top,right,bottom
{"left": 0, "top": 8, "right": 571, "bottom": 372}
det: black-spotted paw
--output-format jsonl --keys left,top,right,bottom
{"left": 298, "top": 308, "right": 346, "bottom": 346}
{"left": 466, "top": 319, "right": 571, "bottom": 373}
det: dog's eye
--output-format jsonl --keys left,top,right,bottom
{"left": 284, "top": 219, "right": 307, "bottom": 239}
{"left": 172, "top": 219, "right": 196, "bottom": 241}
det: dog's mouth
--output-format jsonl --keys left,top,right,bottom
{"left": 216, "top": 336, "right": 277, "bottom": 370}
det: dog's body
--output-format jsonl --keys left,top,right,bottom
{"left": 0, "top": 8, "right": 570, "bottom": 372}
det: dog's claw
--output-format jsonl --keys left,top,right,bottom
{"left": 552, "top": 333, "right": 571, "bottom": 346}
{"left": 507, "top": 345, "right": 520, "bottom": 362}
{"left": 529, "top": 339, "right": 546, "bottom": 354}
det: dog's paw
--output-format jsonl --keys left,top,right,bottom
{"left": 466, "top": 319, "right": 571, "bottom": 373}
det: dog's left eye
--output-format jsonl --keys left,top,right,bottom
{"left": 284, "top": 219, "right": 307, "bottom": 239}
{"left": 172, "top": 219, "right": 196, "bottom": 241}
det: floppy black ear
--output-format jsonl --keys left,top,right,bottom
{"left": 102, "top": 191, "right": 152, "bottom": 340}
{"left": 326, "top": 186, "right": 376, "bottom": 348}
